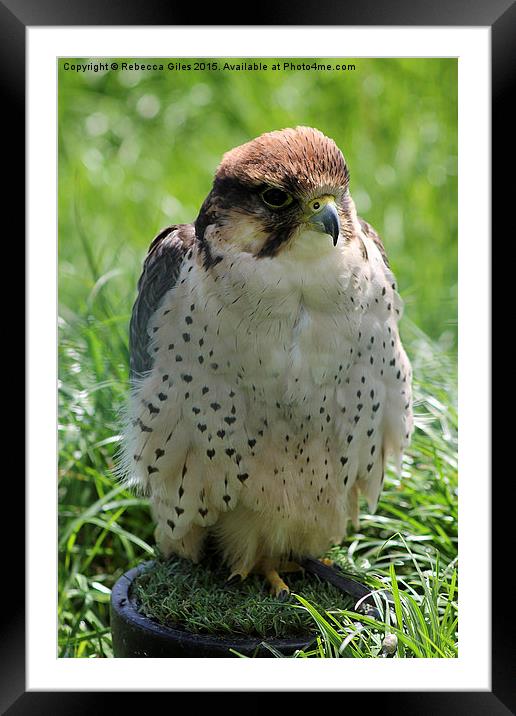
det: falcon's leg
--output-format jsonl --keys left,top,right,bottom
{"left": 264, "top": 565, "right": 290, "bottom": 599}
{"left": 255, "top": 558, "right": 304, "bottom": 599}
{"left": 225, "top": 559, "right": 304, "bottom": 595}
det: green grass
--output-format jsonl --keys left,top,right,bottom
{"left": 131, "top": 537, "right": 457, "bottom": 658}
{"left": 58, "top": 58, "right": 457, "bottom": 658}
{"left": 59, "top": 57, "right": 457, "bottom": 346}
{"left": 58, "top": 308, "right": 457, "bottom": 657}
{"left": 133, "top": 555, "right": 354, "bottom": 639}
{"left": 289, "top": 548, "right": 458, "bottom": 659}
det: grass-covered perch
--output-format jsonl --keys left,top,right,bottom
{"left": 132, "top": 555, "right": 353, "bottom": 639}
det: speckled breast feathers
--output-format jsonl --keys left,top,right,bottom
{"left": 120, "top": 126, "right": 413, "bottom": 574}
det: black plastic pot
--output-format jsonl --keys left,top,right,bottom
{"left": 110, "top": 562, "right": 317, "bottom": 658}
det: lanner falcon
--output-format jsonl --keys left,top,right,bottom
{"left": 121, "top": 126, "right": 413, "bottom": 597}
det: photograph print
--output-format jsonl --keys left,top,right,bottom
{"left": 58, "top": 57, "right": 458, "bottom": 659}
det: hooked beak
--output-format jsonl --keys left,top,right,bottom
{"left": 307, "top": 197, "right": 340, "bottom": 246}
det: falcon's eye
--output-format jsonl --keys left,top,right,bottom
{"left": 261, "top": 187, "right": 293, "bottom": 209}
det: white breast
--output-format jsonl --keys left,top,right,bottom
{"left": 123, "top": 224, "right": 413, "bottom": 565}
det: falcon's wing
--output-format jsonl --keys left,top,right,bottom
{"left": 129, "top": 224, "right": 195, "bottom": 381}
{"left": 358, "top": 217, "right": 390, "bottom": 267}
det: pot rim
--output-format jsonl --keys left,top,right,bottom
{"left": 112, "top": 560, "right": 317, "bottom": 654}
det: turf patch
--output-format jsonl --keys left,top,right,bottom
{"left": 132, "top": 554, "right": 354, "bottom": 639}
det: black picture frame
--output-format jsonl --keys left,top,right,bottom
{"left": 7, "top": 0, "right": 506, "bottom": 711}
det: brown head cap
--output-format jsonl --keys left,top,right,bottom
{"left": 216, "top": 126, "right": 350, "bottom": 197}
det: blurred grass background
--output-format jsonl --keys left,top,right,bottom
{"left": 59, "top": 58, "right": 457, "bottom": 343}
{"left": 58, "top": 58, "right": 458, "bottom": 657}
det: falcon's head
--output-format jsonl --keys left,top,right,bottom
{"left": 195, "top": 126, "right": 354, "bottom": 265}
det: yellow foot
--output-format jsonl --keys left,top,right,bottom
{"left": 266, "top": 570, "right": 290, "bottom": 599}
{"left": 255, "top": 558, "right": 292, "bottom": 599}
{"left": 319, "top": 557, "right": 335, "bottom": 567}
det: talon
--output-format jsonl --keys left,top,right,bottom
{"left": 258, "top": 558, "right": 291, "bottom": 597}
{"left": 226, "top": 570, "right": 247, "bottom": 585}
{"left": 269, "top": 578, "right": 290, "bottom": 598}
{"left": 267, "top": 572, "right": 290, "bottom": 598}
